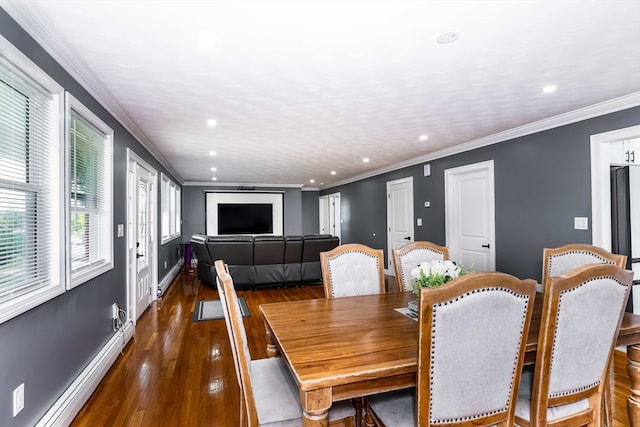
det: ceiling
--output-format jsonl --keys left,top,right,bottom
{"left": 3, "top": 0, "right": 640, "bottom": 188}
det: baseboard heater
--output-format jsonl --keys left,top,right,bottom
{"left": 36, "top": 321, "right": 134, "bottom": 427}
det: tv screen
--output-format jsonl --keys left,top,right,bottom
{"left": 218, "top": 203, "right": 273, "bottom": 235}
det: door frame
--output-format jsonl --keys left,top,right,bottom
{"left": 126, "top": 148, "right": 158, "bottom": 325}
{"left": 445, "top": 160, "right": 496, "bottom": 271}
{"left": 386, "top": 176, "right": 414, "bottom": 274}
{"left": 590, "top": 125, "right": 640, "bottom": 250}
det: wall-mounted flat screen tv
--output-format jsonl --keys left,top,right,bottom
{"left": 217, "top": 203, "right": 273, "bottom": 235}
{"left": 205, "top": 192, "right": 283, "bottom": 236}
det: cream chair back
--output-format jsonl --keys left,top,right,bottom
{"left": 321, "top": 243, "right": 385, "bottom": 298}
{"left": 542, "top": 243, "right": 626, "bottom": 287}
{"left": 515, "top": 263, "right": 632, "bottom": 426}
{"left": 393, "top": 241, "right": 449, "bottom": 291}
{"left": 418, "top": 272, "right": 536, "bottom": 426}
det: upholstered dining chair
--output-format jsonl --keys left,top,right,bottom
{"left": 514, "top": 263, "right": 632, "bottom": 427}
{"left": 541, "top": 243, "right": 628, "bottom": 423}
{"left": 320, "top": 243, "right": 385, "bottom": 298}
{"left": 365, "top": 272, "right": 537, "bottom": 427}
{"left": 541, "top": 243, "right": 627, "bottom": 290}
{"left": 392, "top": 241, "right": 449, "bottom": 292}
{"left": 214, "top": 260, "right": 356, "bottom": 427}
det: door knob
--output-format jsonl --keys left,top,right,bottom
{"left": 404, "top": 236, "right": 411, "bottom": 240}
{"left": 481, "top": 244, "right": 490, "bottom": 249}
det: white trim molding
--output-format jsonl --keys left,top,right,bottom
{"left": 158, "top": 261, "right": 182, "bottom": 297}
{"left": 327, "top": 92, "right": 640, "bottom": 189}
{"left": 590, "top": 124, "right": 640, "bottom": 250}
{"left": 1, "top": 0, "right": 182, "bottom": 183}
{"left": 35, "top": 322, "right": 134, "bottom": 427}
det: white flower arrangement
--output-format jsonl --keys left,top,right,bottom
{"left": 410, "top": 259, "right": 467, "bottom": 294}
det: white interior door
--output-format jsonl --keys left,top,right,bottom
{"left": 319, "top": 195, "right": 329, "bottom": 234}
{"left": 329, "top": 192, "right": 341, "bottom": 240}
{"left": 445, "top": 161, "right": 495, "bottom": 272}
{"left": 134, "top": 164, "right": 154, "bottom": 319}
{"left": 387, "top": 177, "right": 414, "bottom": 272}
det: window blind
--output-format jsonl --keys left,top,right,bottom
{"left": 0, "top": 60, "right": 59, "bottom": 303}
{"left": 69, "top": 111, "right": 110, "bottom": 277}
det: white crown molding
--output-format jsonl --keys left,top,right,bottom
{"left": 1, "top": 0, "right": 183, "bottom": 183}
{"left": 327, "top": 92, "right": 640, "bottom": 190}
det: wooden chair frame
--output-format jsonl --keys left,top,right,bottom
{"left": 516, "top": 263, "right": 632, "bottom": 427}
{"left": 320, "top": 243, "right": 385, "bottom": 299}
{"left": 215, "top": 260, "right": 356, "bottom": 427}
{"left": 541, "top": 243, "right": 627, "bottom": 288}
{"left": 365, "top": 272, "right": 536, "bottom": 427}
{"left": 392, "top": 241, "right": 449, "bottom": 292}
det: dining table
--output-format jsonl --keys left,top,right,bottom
{"left": 259, "top": 291, "right": 640, "bottom": 427}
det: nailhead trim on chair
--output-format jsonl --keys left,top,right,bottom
{"left": 548, "top": 275, "right": 623, "bottom": 398}
{"left": 328, "top": 250, "right": 381, "bottom": 298}
{"left": 398, "top": 247, "right": 444, "bottom": 283}
{"left": 429, "top": 286, "right": 530, "bottom": 423}
{"left": 547, "top": 250, "right": 613, "bottom": 277}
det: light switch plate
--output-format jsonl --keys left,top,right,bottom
{"left": 117, "top": 224, "right": 124, "bottom": 237}
{"left": 417, "top": 218, "right": 423, "bottom": 226}
{"left": 574, "top": 217, "right": 589, "bottom": 230}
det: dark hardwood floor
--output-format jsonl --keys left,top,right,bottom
{"left": 71, "top": 271, "right": 633, "bottom": 426}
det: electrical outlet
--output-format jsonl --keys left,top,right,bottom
{"left": 112, "top": 303, "right": 118, "bottom": 320}
{"left": 13, "top": 383, "right": 24, "bottom": 417}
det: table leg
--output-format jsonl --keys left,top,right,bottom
{"left": 627, "top": 344, "right": 640, "bottom": 426}
{"left": 301, "top": 388, "right": 331, "bottom": 427}
{"left": 264, "top": 320, "right": 279, "bottom": 357}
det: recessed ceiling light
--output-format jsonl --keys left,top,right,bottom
{"left": 330, "top": 171, "right": 336, "bottom": 175}
{"left": 209, "top": 151, "right": 216, "bottom": 156}
{"left": 212, "top": 177, "right": 217, "bottom": 181}
{"left": 363, "top": 157, "right": 370, "bottom": 163}
{"left": 211, "top": 167, "right": 217, "bottom": 171}
{"left": 436, "top": 32, "right": 460, "bottom": 44}
{"left": 207, "top": 119, "right": 217, "bottom": 127}
{"left": 542, "top": 85, "right": 557, "bottom": 94}
{"left": 419, "top": 134, "right": 428, "bottom": 141}
{"left": 310, "top": 179, "right": 315, "bottom": 183}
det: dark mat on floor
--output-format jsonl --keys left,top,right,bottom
{"left": 192, "top": 297, "right": 250, "bottom": 321}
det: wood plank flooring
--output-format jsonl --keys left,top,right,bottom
{"left": 71, "top": 272, "right": 634, "bottom": 426}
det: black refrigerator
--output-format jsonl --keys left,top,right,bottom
{"left": 611, "top": 165, "right": 635, "bottom": 312}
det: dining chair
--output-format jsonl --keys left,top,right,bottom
{"left": 541, "top": 243, "right": 628, "bottom": 423}
{"left": 514, "top": 263, "right": 632, "bottom": 427}
{"left": 541, "top": 243, "right": 627, "bottom": 290}
{"left": 320, "top": 243, "right": 385, "bottom": 298}
{"left": 365, "top": 272, "right": 537, "bottom": 427}
{"left": 392, "top": 241, "right": 450, "bottom": 292}
{"left": 214, "top": 260, "right": 357, "bottom": 427}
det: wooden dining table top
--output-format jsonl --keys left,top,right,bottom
{"left": 260, "top": 291, "right": 640, "bottom": 391}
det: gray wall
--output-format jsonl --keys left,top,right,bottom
{"left": 302, "top": 190, "right": 320, "bottom": 235}
{"left": 0, "top": 10, "right": 181, "bottom": 426}
{"left": 323, "top": 107, "right": 640, "bottom": 282}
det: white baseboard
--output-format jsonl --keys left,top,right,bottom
{"left": 157, "top": 261, "right": 182, "bottom": 297}
{"left": 36, "top": 321, "right": 134, "bottom": 427}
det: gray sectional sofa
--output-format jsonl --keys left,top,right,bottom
{"left": 190, "top": 234, "right": 340, "bottom": 289}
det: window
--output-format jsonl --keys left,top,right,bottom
{"left": 0, "top": 35, "right": 65, "bottom": 324}
{"left": 161, "top": 173, "right": 181, "bottom": 244}
{"left": 66, "top": 93, "right": 113, "bottom": 288}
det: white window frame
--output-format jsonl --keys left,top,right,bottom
{"left": 161, "top": 173, "right": 181, "bottom": 244}
{"left": 0, "top": 35, "right": 65, "bottom": 324}
{"left": 65, "top": 93, "right": 114, "bottom": 289}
